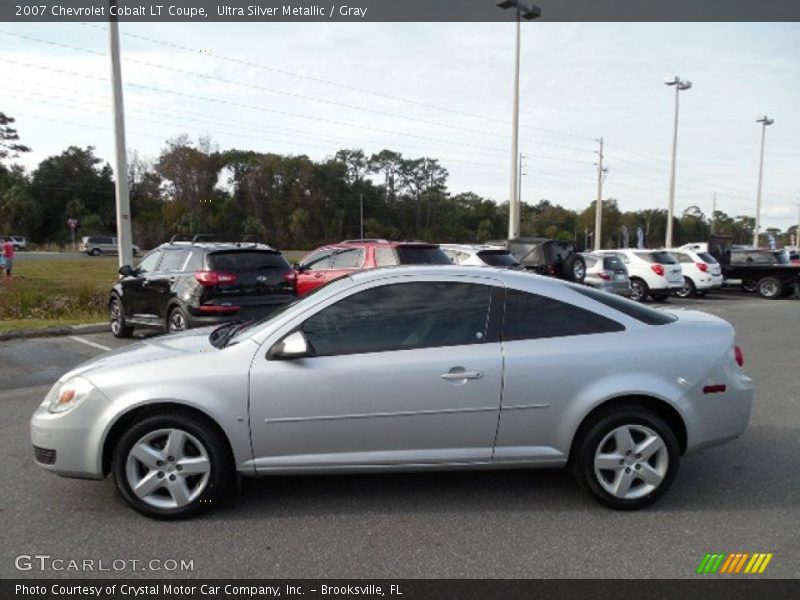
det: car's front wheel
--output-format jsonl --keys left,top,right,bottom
{"left": 109, "top": 296, "right": 134, "bottom": 338}
{"left": 90, "top": 248, "right": 101, "bottom": 256}
{"left": 571, "top": 407, "right": 679, "bottom": 510}
{"left": 112, "top": 412, "right": 232, "bottom": 519}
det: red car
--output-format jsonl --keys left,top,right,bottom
{"left": 288, "top": 240, "right": 451, "bottom": 296}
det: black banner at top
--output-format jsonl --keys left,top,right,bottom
{"left": 3, "top": 0, "right": 800, "bottom": 22}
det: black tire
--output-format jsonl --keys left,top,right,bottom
{"left": 741, "top": 280, "right": 757, "bottom": 293}
{"left": 112, "top": 411, "right": 232, "bottom": 519}
{"left": 571, "top": 406, "right": 680, "bottom": 510}
{"left": 629, "top": 278, "right": 649, "bottom": 302}
{"left": 561, "top": 254, "right": 586, "bottom": 283}
{"left": 674, "top": 276, "right": 696, "bottom": 299}
{"left": 109, "top": 296, "right": 134, "bottom": 338}
{"left": 167, "top": 305, "right": 189, "bottom": 333}
{"left": 90, "top": 248, "right": 101, "bottom": 256}
{"left": 757, "top": 277, "right": 782, "bottom": 300}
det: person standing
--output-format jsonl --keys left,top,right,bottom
{"left": 2, "top": 238, "right": 14, "bottom": 279}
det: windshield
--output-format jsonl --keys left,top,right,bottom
{"left": 223, "top": 275, "right": 353, "bottom": 346}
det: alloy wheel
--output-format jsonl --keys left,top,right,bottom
{"left": 125, "top": 428, "right": 211, "bottom": 509}
{"left": 593, "top": 424, "right": 669, "bottom": 500}
{"left": 110, "top": 300, "right": 122, "bottom": 336}
{"left": 169, "top": 309, "right": 187, "bottom": 332}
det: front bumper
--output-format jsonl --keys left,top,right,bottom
{"left": 30, "top": 388, "right": 109, "bottom": 480}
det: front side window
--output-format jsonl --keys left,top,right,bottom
{"left": 331, "top": 248, "right": 365, "bottom": 269}
{"left": 136, "top": 250, "right": 163, "bottom": 274}
{"left": 675, "top": 253, "right": 693, "bottom": 263}
{"left": 301, "top": 249, "right": 334, "bottom": 271}
{"left": 302, "top": 282, "right": 493, "bottom": 356}
{"left": 503, "top": 289, "right": 625, "bottom": 341}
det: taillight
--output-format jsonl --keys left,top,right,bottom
{"left": 194, "top": 271, "right": 238, "bottom": 286}
{"left": 696, "top": 262, "right": 708, "bottom": 272}
{"left": 651, "top": 264, "right": 665, "bottom": 277}
{"left": 597, "top": 272, "right": 611, "bottom": 280}
{"left": 735, "top": 345, "right": 744, "bottom": 368}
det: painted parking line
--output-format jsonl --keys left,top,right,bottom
{"left": 68, "top": 336, "right": 112, "bottom": 352}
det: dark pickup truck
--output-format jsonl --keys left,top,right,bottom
{"left": 708, "top": 234, "right": 800, "bottom": 299}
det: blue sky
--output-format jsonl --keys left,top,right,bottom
{"left": 2, "top": 22, "right": 798, "bottom": 231}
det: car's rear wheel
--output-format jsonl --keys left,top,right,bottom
{"left": 112, "top": 412, "right": 232, "bottom": 519}
{"left": 167, "top": 306, "right": 189, "bottom": 332}
{"left": 674, "top": 276, "right": 696, "bottom": 298}
{"left": 629, "top": 278, "right": 649, "bottom": 302}
{"left": 571, "top": 407, "right": 679, "bottom": 510}
{"left": 109, "top": 297, "right": 134, "bottom": 338}
{"left": 90, "top": 248, "right": 101, "bottom": 256}
{"left": 757, "top": 277, "right": 782, "bottom": 300}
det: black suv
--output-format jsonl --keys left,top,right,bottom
{"left": 109, "top": 235, "right": 295, "bottom": 337}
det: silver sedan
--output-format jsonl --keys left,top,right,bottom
{"left": 31, "top": 266, "right": 754, "bottom": 518}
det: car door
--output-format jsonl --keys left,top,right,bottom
{"left": 248, "top": 278, "right": 504, "bottom": 469}
{"left": 121, "top": 249, "right": 163, "bottom": 320}
{"left": 296, "top": 248, "right": 334, "bottom": 296}
{"left": 150, "top": 249, "right": 190, "bottom": 318}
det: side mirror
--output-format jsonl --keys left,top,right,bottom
{"left": 293, "top": 263, "right": 309, "bottom": 273}
{"left": 268, "top": 331, "right": 314, "bottom": 360}
{"left": 118, "top": 265, "right": 135, "bottom": 277}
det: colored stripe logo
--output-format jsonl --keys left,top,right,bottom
{"left": 697, "top": 552, "right": 773, "bottom": 574}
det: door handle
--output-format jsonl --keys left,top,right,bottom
{"left": 441, "top": 369, "right": 484, "bottom": 381}
{"left": 314, "top": 273, "right": 324, "bottom": 278}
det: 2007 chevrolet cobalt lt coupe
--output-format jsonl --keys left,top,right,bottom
{"left": 31, "top": 266, "right": 753, "bottom": 518}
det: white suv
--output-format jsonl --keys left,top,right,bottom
{"left": 668, "top": 248, "right": 723, "bottom": 297}
{"left": 598, "top": 249, "right": 683, "bottom": 302}
{"left": 439, "top": 244, "right": 521, "bottom": 268}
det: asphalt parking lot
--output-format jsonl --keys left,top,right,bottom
{"left": 1, "top": 290, "right": 798, "bottom": 579}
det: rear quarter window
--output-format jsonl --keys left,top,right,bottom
{"left": 503, "top": 289, "right": 625, "bottom": 340}
{"left": 570, "top": 285, "right": 678, "bottom": 325}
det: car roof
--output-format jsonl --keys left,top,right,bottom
{"left": 160, "top": 241, "right": 279, "bottom": 252}
{"left": 439, "top": 243, "right": 508, "bottom": 253}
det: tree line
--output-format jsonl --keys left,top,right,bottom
{"left": 1, "top": 116, "right": 795, "bottom": 251}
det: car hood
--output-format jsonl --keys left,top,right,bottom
{"left": 60, "top": 327, "right": 217, "bottom": 382}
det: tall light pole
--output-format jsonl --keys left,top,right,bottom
{"left": 109, "top": 7, "right": 133, "bottom": 268}
{"left": 664, "top": 76, "right": 692, "bottom": 248}
{"left": 753, "top": 115, "right": 774, "bottom": 248}
{"left": 497, "top": 0, "right": 541, "bottom": 240}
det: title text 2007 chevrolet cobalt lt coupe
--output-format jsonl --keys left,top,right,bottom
{"left": 31, "top": 266, "right": 753, "bottom": 518}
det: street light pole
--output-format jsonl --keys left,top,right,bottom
{"left": 753, "top": 115, "right": 774, "bottom": 248}
{"left": 664, "top": 76, "right": 692, "bottom": 248}
{"left": 497, "top": 1, "right": 541, "bottom": 240}
{"left": 109, "top": 10, "right": 133, "bottom": 268}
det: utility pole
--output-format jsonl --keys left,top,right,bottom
{"left": 359, "top": 193, "right": 364, "bottom": 240}
{"left": 594, "top": 137, "right": 605, "bottom": 251}
{"left": 109, "top": 10, "right": 133, "bottom": 268}
{"left": 518, "top": 153, "right": 527, "bottom": 207}
{"left": 753, "top": 115, "right": 774, "bottom": 248}
{"left": 711, "top": 191, "right": 716, "bottom": 234}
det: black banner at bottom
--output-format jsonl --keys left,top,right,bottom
{"left": 3, "top": 579, "right": 800, "bottom": 600}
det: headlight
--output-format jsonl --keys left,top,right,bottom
{"left": 45, "top": 377, "right": 96, "bottom": 414}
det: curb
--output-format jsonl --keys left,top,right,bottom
{"left": 0, "top": 322, "right": 108, "bottom": 342}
